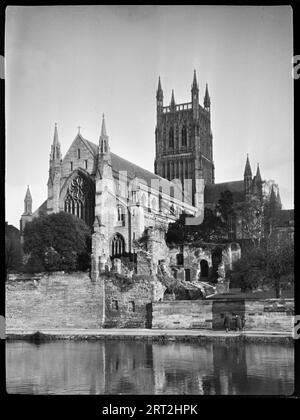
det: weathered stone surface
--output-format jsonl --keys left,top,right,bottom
{"left": 103, "top": 274, "right": 154, "bottom": 328}
{"left": 152, "top": 301, "right": 213, "bottom": 329}
{"left": 6, "top": 272, "right": 104, "bottom": 329}
{"left": 152, "top": 298, "right": 294, "bottom": 332}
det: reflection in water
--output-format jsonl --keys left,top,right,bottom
{"left": 6, "top": 340, "right": 294, "bottom": 395}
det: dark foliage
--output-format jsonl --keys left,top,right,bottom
{"left": 5, "top": 223, "right": 23, "bottom": 275}
{"left": 227, "top": 238, "right": 294, "bottom": 297}
{"left": 23, "top": 212, "right": 91, "bottom": 272}
{"left": 166, "top": 208, "right": 227, "bottom": 244}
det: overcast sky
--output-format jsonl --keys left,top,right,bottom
{"left": 5, "top": 5, "right": 293, "bottom": 228}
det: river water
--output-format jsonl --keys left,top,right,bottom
{"left": 6, "top": 340, "right": 294, "bottom": 395}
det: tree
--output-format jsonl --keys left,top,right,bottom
{"left": 166, "top": 209, "right": 227, "bottom": 244}
{"left": 5, "top": 223, "right": 23, "bottom": 276}
{"left": 23, "top": 212, "right": 91, "bottom": 272}
{"left": 216, "top": 190, "right": 236, "bottom": 240}
{"left": 228, "top": 238, "right": 294, "bottom": 297}
{"left": 264, "top": 238, "right": 294, "bottom": 298}
{"left": 236, "top": 196, "right": 265, "bottom": 246}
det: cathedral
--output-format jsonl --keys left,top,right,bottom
{"left": 20, "top": 70, "right": 283, "bottom": 281}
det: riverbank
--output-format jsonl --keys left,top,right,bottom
{"left": 6, "top": 328, "right": 294, "bottom": 344}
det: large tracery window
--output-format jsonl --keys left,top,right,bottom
{"left": 64, "top": 175, "right": 95, "bottom": 228}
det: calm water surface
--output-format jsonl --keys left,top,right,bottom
{"left": 6, "top": 340, "right": 294, "bottom": 395}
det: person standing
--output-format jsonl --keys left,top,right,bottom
{"left": 224, "top": 313, "right": 231, "bottom": 333}
{"left": 235, "top": 314, "right": 242, "bottom": 331}
{"left": 241, "top": 316, "right": 246, "bottom": 330}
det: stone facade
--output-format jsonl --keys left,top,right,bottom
{"left": 168, "top": 242, "right": 241, "bottom": 284}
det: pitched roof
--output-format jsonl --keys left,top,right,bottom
{"left": 204, "top": 180, "right": 245, "bottom": 204}
{"left": 32, "top": 200, "right": 47, "bottom": 218}
{"left": 85, "top": 138, "right": 163, "bottom": 186}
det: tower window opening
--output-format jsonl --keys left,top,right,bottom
{"left": 182, "top": 126, "right": 187, "bottom": 147}
{"left": 70, "top": 162, "right": 73, "bottom": 171}
{"left": 85, "top": 160, "right": 88, "bottom": 169}
{"left": 169, "top": 128, "right": 174, "bottom": 148}
{"left": 77, "top": 149, "right": 80, "bottom": 159}
{"left": 130, "top": 301, "right": 135, "bottom": 312}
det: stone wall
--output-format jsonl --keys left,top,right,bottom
{"left": 212, "top": 300, "right": 245, "bottom": 330}
{"left": 152, "top": 301, "right": 213, "bottom": 329}
{"left": 103, "top": 274, "right": 155, "bottom": 328}
{"left": 6, "top": 272, "right": 104, "bottom": 330}
{"left": 244, "top": 299, "right": 294, "bottom": 332}
{"left": 152, "top": 298, "right": 294, "bottom": 332}
{"left": 6, "top": 273, "right": 294, "bottom": 332}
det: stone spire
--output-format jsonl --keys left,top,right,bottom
{"left": 99, "top": 113, "right": 109, "bottom": 154}
{"left": 24, "top": 185, "right": 32, "bottom": 215}
{"left": 156, "top": 76, "right": 163, "bottom": 100}
{"left": 97, "top": 114, "right": 112, "bottom": 180}
{"left": 204, "top": 83, "right": 211, "bottom": 110}
{"left": 50, "top": 123, "right": 62, "bottom": 162}
{"left": 253, "top": 163, "right": 263, "bottom": 198}
{"left": 276, "top": 189, "right": 282, "bottom": 210}
{"left": 244, "top": 154, "right": 253, "bottom": 197}
{"left": 53, "top": 122, "right": 59, "bottom": 145}
{"left": 191, "top": 69, "right": 199, "bottom": 119}
{"left": 269, "top": 184, "right": 276, "bottom": 204}
{"left": 101, "top": 114, "right": 107, "bottom": 138}
{"left": 191, "top": 69, "right": 199, "bottom": 92}
{"left": 244, "top": 154, "right": 252, "bottom": 177}
{"left": 255, "top": 163, "right": 262, "bottom": 183}
{"left": 170, "top": 89, "right": 176, "bottom": 111}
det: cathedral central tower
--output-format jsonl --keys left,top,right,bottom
{"left": 154, "top": 70, "right": 214, "bottom": 207}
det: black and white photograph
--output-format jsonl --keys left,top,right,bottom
{"left": 4, "top": 4, "right": 295, "bottom": 400}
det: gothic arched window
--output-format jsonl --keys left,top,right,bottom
{"left": 163, "top": 128, "right": 167, "bottom": 150}
{"left": 64, "top": 174, "right": 95, "bottom": 228}
{"left": 169, "top": 128, "right": 174, "bottom": 148}
{"left": 181, "top": 126, "right": 187, "bottom": 147}
{"left": 111, "top": 233, "right": 125, "bottom": 258}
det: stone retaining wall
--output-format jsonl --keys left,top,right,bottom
{"left": 152, "top": 300, "right": 213, "bottom": 329}
{"left": 6, "top": 272, "right": 104, "bottom": 329}
{"left": 152, "top": 298, "right": 294, "bottom": 332}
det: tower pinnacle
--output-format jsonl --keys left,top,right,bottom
{"left": 191, "top": 69, "right": 198, "bottom": 91}
{"left": 170, "top": 89, "right": 176, "bottom": 110}
{"left": 101, "top": 114, "right": 108, "bottom": 138}
{"left": 157, "top": 76, "right": 163, "bottom": 99}
{"left": 50, "top": 123, "right": 62, "bottom": 162}
{"left": 24, "top": 185, "right": 32, "bottom": 215}
{"left": 255, "top": 163, "right": 262, "bottom": 183}
{"left": 53, "top": 122, "right": 59, "bottom": 145}
{"left": 244, "top": 154, "right": 252, "bottom": 177}
{"left": 204, "top": 83, "right": 211, "bottom": 109}
{"left": 99, "top": 113, "right": 109, "bottom": 155}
